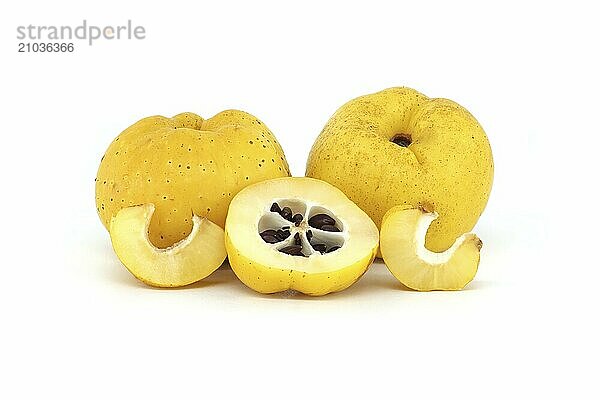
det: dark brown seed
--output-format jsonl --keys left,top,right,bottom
{"left": 311, "top": 243, "right": 326, "bottom": 253}
{"left": 279, "top": 245, "right": 305, "bottom": 256}
{"left": 270, "top": 202, "right": 281, "bottom": 213}
{"left": 306, "top": 230, "right": 313, "bottom": 242}
{"left": 260, "top": 229, "right": 282, "bottom": 243}
{"left": 292, "top": 213, "right": 303, "bottom": 226}
{"left": 280, "top": 207, "right": 292, "bottom": 221}
{"left": 294, "top": 232, "right": 301, "bottom": 245}
{"left": 320, "top": 224, "right": 340, "bottom": 232}
{"left": 308, "top": 214, "right": 336, "bottom": 228}
{"left": 261, "top": 234, "right": 280, "bottom": 244}
{"left": 276, "top": 229, "right": 290, "bottom": 240}
{"left": 292, "top": 213, "right": 303, "bottom": 222}
{"left": 326, "top": 246, "right": 341, "bottom": 253}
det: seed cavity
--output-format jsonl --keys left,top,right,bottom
{"left": 306, "top": 228, "right": 341, "bottom": 254}
{"left": 259, "top": 201, "right": 344, "bottom": 257}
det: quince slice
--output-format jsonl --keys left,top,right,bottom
{"left": 109, "top": 203, "right": 226, "bottom": 287}
{"left": 225, "top": 177, "right": 379, "bottom": 296}
{"left": 380, "top": 206, "right": 482, "bottom": 291}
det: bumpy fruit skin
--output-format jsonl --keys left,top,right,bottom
{"left": 96, "top": 111, "right": 290, "bottom": 248}
{"left": 306, "top": 87, "right": 493, "bottom": 252}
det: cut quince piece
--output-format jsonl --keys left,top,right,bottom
{"left": 225, "top": 177, "right": 379, "bottom": 296}
{"left": 380, "top": 206, "right": 482, "bottom": 291}
{"left": 109, "top": 203, "right": 226, "bottom": 287}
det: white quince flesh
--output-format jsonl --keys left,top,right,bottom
{"left": 380, "top": 205, "right": 482, "bottom": 291}
{"left": 109, "top": 203, "right": 226, "bottom": 287}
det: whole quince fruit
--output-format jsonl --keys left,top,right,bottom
{"left": 96, "top": 110, "right": 290, "bottom": 249}
{"left": 306, "top": 87, "right": 493, "bottom": 252}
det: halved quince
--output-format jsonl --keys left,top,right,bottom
{"left": 380, "top": 205, "right": 482, "bottom": 291}
{"left": 110, "top": 203, "right": 227, "bottom": 287}
{"left": 225, "top": 177, "right": 379, "bottom": 295}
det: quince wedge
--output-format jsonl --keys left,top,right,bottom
{"left": 109, "top": 203, "right": 226, "bottom": 287}
{"left": 380, "top": 205, "right": 482, "bottom": 291}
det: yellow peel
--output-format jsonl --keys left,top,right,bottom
{"left": 96, "top": 111, "right": 290, "bottom": 248}
{"left": 306, "top": 87, "right": 494, "bottom": 253}
{"left": 225, "top": 234, "right": 376, "bottom": 296}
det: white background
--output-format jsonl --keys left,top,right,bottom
{"left": 1, "top": 0, "right": 599, "bottom": 398}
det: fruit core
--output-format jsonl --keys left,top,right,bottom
{"left": 391, "top": 133, "right": 412, "bottom": 147}
{"left": 258, "top": 201, "right": 345, "bottom": 257}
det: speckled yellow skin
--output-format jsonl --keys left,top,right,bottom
{"left": 96, "top": 111, "right": 290, "bottom": 248}
{"left": 306, "top": 87, "right": 493, "bottom": 252}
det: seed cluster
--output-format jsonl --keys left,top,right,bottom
{"left": 259, "top": 202, "right": 343, "bottom": 257}
{"left": 271, "top": 203, "right": 304, "bottom": 227}
{"left": 308, "top": 214, "right": 340, "bottom": 232}
{"left": 259, "top": 227, "right": 290, "bottom": 243}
